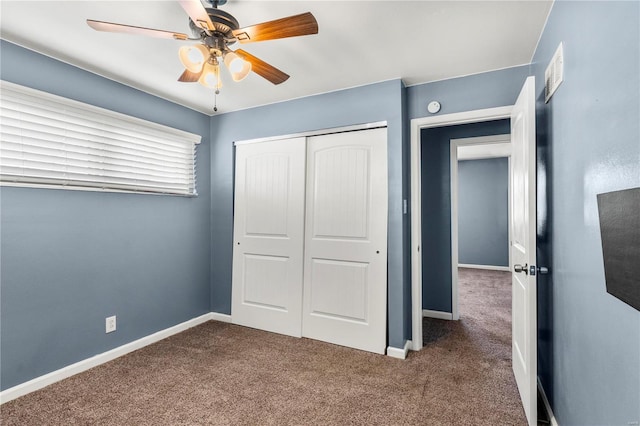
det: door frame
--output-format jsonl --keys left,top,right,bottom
{"left": 410, "top": 106, "right": 513, "bottom": 351}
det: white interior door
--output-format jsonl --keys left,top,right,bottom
{"left": 302, "top": 128, "right": 388, "bottom": 354}
{"left": 510, "top": 76, "right": 537, "bottom": 426}
{"left": 231, "top": 137, "right": 306, "bottom": 337}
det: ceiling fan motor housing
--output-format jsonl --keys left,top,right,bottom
{"left": 189, "top": 8, "right": 239, "bottom": 48}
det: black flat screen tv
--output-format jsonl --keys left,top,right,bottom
{"left": 597, "top": 187, "right": 640, "bottom": 311}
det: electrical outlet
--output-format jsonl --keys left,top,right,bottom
{"left": 105, "top": 316, "right": 116, "bottom": 333}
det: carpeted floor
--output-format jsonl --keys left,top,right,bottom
{"left": 2, "top": 268, "right": 529, "bottom": 425}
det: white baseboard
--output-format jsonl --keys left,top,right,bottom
{"left": 386, "top": 340, "right": 412, "bottom": 360}
{"left": 423, "top": 309, "right": 453, "bottom": 320}
{"left": 210, "top": 312, "right": 232, "bottom": 323}
{"left": 0, "top": 313, "right": 214, "bottom": 405}
{"left": 458, "top": 263, "right": 510, "bottom": 272}
{"left": 538, "top": 377, "right": 559, "bottom": 426}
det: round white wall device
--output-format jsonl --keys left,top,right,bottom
{"left": 427, "top": 101, "right": 441, "bottom": 114}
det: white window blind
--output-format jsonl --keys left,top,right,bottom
{"left": 0, "top": 80, "right": 201, "bottom": 196}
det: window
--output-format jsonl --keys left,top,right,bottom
{"left": 0, "top": 81, "right": 201, "bottom": 196}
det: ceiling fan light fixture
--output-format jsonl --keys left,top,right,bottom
{"left": 88, "top": 2, "right": 319, "bottom": 92}
{"left": 224, "top": 52, "right": 251, "bottom": 82}
{"left": 198, "top": 57, "right": 222, "bottom": 90}
{"left": 179, "top": 44, "right": 209, "bottom": 73}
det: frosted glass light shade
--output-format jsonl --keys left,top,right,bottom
{"left": 224, "top": 52, "right": 251, "bottom": 82}
{"left": 179, "top": 45, "right": 209, "bottom": 73}
{"left": 198, "top": 61, "right": 222, "bottom": 89}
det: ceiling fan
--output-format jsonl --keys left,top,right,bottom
{"left": 87, "top": 0, "right": 318, "bottom": 96}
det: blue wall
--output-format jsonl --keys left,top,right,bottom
{"left": 532, "top": 1, "right": 640, "bottom": 424}
{"left": 458, "top": 158, "right": 509, "bottom": 267}
{"left": 209, "top": 80, "right": 411, "bottom": 348}
{"left": 0, "top": 41, "right": 212, "bottom": 391}
{"left": 420, "top": 120, "right": 510, "bottom": 312}
{"left": 407, "top": 66, "right": 530, "bottom": 119}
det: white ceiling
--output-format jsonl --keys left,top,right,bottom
{"left": 0, "top": 1, "right": 553, "bottom": 116}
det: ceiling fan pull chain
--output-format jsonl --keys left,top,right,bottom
{"left": 213, "top": 90, "right": 218, "bottom": 112}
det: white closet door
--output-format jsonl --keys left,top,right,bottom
{"left": 231, "top": 137, "right": 306, "bottom": 337}
{"left": 302, "top": 128, "right": 388, "bottom": 354}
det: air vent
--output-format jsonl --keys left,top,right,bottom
{"left": 545, "top": 42, "right": 564, "bottom": 103}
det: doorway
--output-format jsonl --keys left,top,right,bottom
{"left": 419, "top": 121, "right": 511, "bottom": 322}
{"left": 410, "top": 105, "right": 513, "bottom": 350}
{"left": 451, "top": 134, "right": 511, "bottom": 320}
{"left": 410, "top": 75, "right": 538, "bottom": 426}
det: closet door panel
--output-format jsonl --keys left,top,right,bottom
{"left": 309, "top": 258, "right": 369, "bottom": 322}
{"left": 231, "top": 137, "right": 306, "bottom": 337}
{"left": 302, "top": 128, "right": 388, "bottom": 354}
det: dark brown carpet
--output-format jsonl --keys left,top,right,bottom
{"left": 2, "top": 268, "right": 528, "bottom": 425}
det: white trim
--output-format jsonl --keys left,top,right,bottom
{"left": 209, "top": 312, "right": 232, "bottom": 323}
{"left": 422, "top": 310, "right": 454, "bottom": 320}
{"left": 458, "top": 264, "right": 510, "bottom": 272}
{"left": 456, "top": 138, "right": 511, "bottom": 160}
{"left": 0, "top": 313, "right": 214, "bottom": 404}
{"left": 450, "top": 141, "right": 459, "bottom": 321}
{"left": 538, "top": 378, "right": 559, "bottom": 426}
{"left": 386, "top": 340, "right": 412, "bottom": 360}
{"left": 233, "top": 121, "right": 388, "bottom": 146}
{"left": 410, "top": 106, "right": 513, "bottom": 352}
{"left": 452, "top": 134, "right": 510, "bottom": 147}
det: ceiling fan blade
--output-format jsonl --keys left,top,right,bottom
{"left": 178, "top": 68, "right": 203, "bottom": 83}
{"left": 235, "top": 49, "right": 289, "bottom": 85}
{"left": 87, "top": 20, "right": 188, "bottom": 40}
{"left": 177, "top": 0, "right": 215, "bottom": 32}
{"left": 232, "top": 12, "right": 318, "bottom": 44}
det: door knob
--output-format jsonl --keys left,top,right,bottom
{"left": 514, "top": 263, "right": 528, "bottom": 274}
